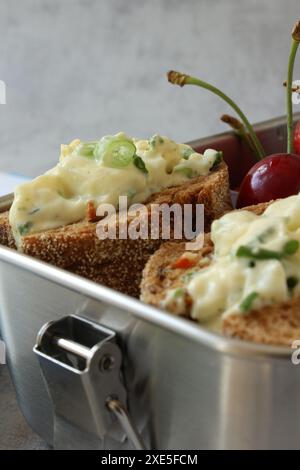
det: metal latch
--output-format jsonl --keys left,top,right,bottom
{"left": 34, "top": 315, "right": 145, "bottom": 450}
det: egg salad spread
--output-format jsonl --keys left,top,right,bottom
{"left": 9, "top": 133, "right": 221, "bottom": 246}
{"left": 165, "top": 194, "right": 300, "bottom": 321}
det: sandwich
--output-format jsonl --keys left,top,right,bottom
{"left": 0, "top": 132, "right": 231, "bottom": 297}
{"left": 141, "top": 196, "right": 300, "bottom": 345}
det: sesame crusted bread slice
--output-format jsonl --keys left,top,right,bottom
{"left": 140, "top": 237, "right": 212, "bottom": 310}
{"left": 140, "top": 200, "right": 300, "bottom": 346}
{"left": 222, "top": 297, "right": 300, "bottom": 346}
{"left": 140, "top": 201, "right": 271, "bottom": 307}
{"left": 0, "top": 211, "right": 15, "bottom": 248}
{"left": 0, "top": 162, "right": 231, "bottom": 298}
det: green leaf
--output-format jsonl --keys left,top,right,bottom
{"left": 133, "top": 155, "right": 148, "bottom": 174}
{"left": 240, "top": 292, "right": 258, "bottom": 312}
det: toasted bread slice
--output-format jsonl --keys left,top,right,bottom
{"left": 140, "top": 236, "right": 212, "bottom": 309}
{"left": 140, "top": 200, "right": 300, "bottom": 346}
{"left": 0, "top": 162, "right": 231, "bottom": 297}
{"left": 222, "top": 297, "right": 300, "bottom": 346}
{"left": 0, "top": 211, "right": 15, "bottom": 248}
{"left": 140, "top": 201, "right": 271, "bottom": 306}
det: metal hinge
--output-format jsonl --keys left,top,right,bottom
{"left": 34, "top": 315, "right": 145, "bottom": 450}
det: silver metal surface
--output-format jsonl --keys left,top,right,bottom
{"left": 108, "top": 399, "right": 145, "bottom": 450}
{"left": 54, "top": 336, "right": 90, "bottom": 359}
{"left": 33, "top": 315, "right": 145, "bottom": 450}
{"left": 1, "top": 115, "right": 300, "bottom": 449}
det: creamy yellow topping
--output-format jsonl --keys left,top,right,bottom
{"left": 9, "top": 132, "right": 220, "bottom": 246}
{"left": 164, "top": 194, "right": 300, "bottom": 323}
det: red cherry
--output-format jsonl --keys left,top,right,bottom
{"left": 294, "top": 121, "right": 300, "bottom": 155}
{"left": 236, "top": 153, "right": 300, "bottom": 208}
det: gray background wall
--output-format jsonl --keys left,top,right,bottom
{"left": 0, "top": 0, "right": 300, "bottom": 450}
{"left": 0, "top": 0, "right": 300, "bottom": 178}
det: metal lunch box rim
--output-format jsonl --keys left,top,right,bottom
{"left": 0, "top": 245, "right": 292, "bottom": 359}
{"left": 1, "top": 113, "right": 298, "bottom": 361}
{"left": 188, "top": 112, "right": 300, "bottom": 148}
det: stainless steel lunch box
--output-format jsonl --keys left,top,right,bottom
{"left": 1, "top": 115, "right": 300, "bottom": 450}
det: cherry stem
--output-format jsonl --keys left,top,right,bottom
{"left": 167, "top": 71, "right": 265, "bottom": 160}
{"left": 283, "top": 80, "right": 300, "bottom": 93}
{"left": 221, "top": 114, "right": 260, "bottom": 161}
{"left": 287, "top": 21, "right": 300, "bottom": 154}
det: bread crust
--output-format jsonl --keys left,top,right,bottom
{"left": 0, "top": 211, "right": 15, "bottom": 248}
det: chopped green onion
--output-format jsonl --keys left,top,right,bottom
{"left": 236, "top": 239, "right": 299, "bottom": 261}
{"left": 182, "top": 271, "right": 196, "bottom": 282}
{"left": 211, "top": 151, "right": 223, "bottom": 169}
{"left": 173, "top": 288, "right": 185, "bottom": 298}
{"left": 257, "top": 227, "right": 275, "bottom": 243}
{"left": 97, "top": 139, "right": 136, "bottom": 168}
{"left": 182, "top": 147, "right": 194, "bottom": 160}
{"left": 58, "top": 190, "right": 67, "bottom": 199}
{"left": 287, "top": 276, "right": 298, "bottom": 290}
{"left": 240, "top": 292, "right": 258, "bottom": 312}
{"left": 28, "top": 208, "right": 40, "bottom": 215}
{"left": 149, "top": 135, "right": 164, "bottom": 148}
{"left": 75, "top": 142, "right": 97, "bottom": 158}
{"left": 133, "top": 155, "right": 148, "bottom": 174}
{"left": 173, "top": 167, "right": 194, "bottom": 178}
{"left": 283, "top": 239, "right": 299, "bottom": 255}
{"left": 236, "top": 245, "right": 282, "bottom": 260}
{"left": 127, "top": 189, "right": 137, "bottom": 200}
{"left": 18, "top": 221, "right": 33, "bottom": 236}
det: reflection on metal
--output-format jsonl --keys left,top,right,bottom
{"left": 0, "top": 81, "right": 6, "bottom": 104}
{"left": 107, "top": 398, "right": 145, "bottom": 450}
{"left": 0, "top": 340, "right": 5, "bottom": 364}
{"left": 33, "top": 315, "right": 145, "bottom": 450}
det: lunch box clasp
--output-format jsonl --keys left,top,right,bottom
{"left": 33, "top": 315, "right": 145, "bottom": 450}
